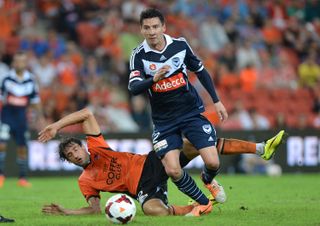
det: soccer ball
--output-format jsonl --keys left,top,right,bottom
{"left": 105, "top": 194, "right": 136, "bottom": 224}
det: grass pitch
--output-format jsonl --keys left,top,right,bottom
{"left": 0, "top": 174, "right": 319, "bottom": 226}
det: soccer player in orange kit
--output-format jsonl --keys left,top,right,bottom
{"left": 39, "top": 108, "right": 285, "bottom": 217}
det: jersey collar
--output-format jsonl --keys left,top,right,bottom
{"left": 143, "top": 34, "right": 173, "bottom": 53}
{"left": 9, "top": 69, "right": 32, "bottom": 81}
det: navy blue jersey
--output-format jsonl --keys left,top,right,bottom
{"left": 128, "top": 34, "right": 205, "bottom": 125}
{"left": 0, "top": 69, "right": 40, "bottom": 115}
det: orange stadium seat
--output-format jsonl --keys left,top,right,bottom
{"left": 76, "top": 22, "right": 100, "bottom": 50}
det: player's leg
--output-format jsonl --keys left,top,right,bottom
{"left": 182, "top": 115, "right": 226, "bottom": 203}
{"left": 0, "top": 123, "right": 10, "bottom": 188}
{"left": 139, "top": 177, "right": 206, "bottom": 216}
{"left": 142, "top": 199, "right": 171, "bottom": 216}
{"left": 180, "top": 138, "right": 257, "bottom": 165}
{"left": 0, "top": 143, "right": 7, "bottom": 188}
{"left": 180, "top": 130, "right": 287, "bottom": 166}
{"left": 142, "top": 197, "right": 198, "bottom": 216}
{"left": 198, "top": 146, "right": 226, "bottom": 203}
{"left": 16, "top": 128, "right": 31, "bottom": 187}
{"left": 0, "top": 215, "right": 15, "bottom": 223}
{"left": 152, "top": 127, "right": 211, "bottom": 207}
{"left": 161, "top": 150, "right": 211, "bottom": 206}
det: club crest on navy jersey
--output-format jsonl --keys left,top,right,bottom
{"left": 171, "top": 57, "right": 180, "bottom": 68}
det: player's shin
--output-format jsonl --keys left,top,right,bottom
{"left": 173, "top": 170, "right": 210, "bottom": 205}
{"left": 0, "top": 151, "right": 6, "bottom": 176}
{"left": 217, "top": 138, "right": 258, "bottom": 155}
{"left": 201, "top": 166, "right": 220, "bottom": 185}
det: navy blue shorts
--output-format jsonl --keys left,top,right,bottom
{"left": 152, "top": 114, "right": 217, "bottom": 158}
{"left": 0, "top": 107, "right": 28, "bottom": 146}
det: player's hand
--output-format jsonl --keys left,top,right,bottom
{"left": 42, "top": 203, "right": 65, "bottom": 215}
{"left": 214, "top": 101, "right": 228, "bottom": 122}
{"left": 38, "top": 124, "right": 58, "bottom": 142}
{"left": 36, "top": 116, "right": 47, "bottom": 132}
{"left": 153, "top": 65, "right": 171, "bottom": 82}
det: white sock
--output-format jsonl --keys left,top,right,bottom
{"left": 256, "top": 143, "right": 265, "bottom": 156}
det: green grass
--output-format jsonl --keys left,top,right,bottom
{"left": 0, "top": 174, "right": 319, "bottom": 226}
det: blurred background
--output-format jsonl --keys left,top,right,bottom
{"left": 0, "top": 0, "right": 319, "bottom": 176}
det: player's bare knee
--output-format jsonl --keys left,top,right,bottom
{"left": 205, "top": 160, "right": 220, "bottom": 170}
{"left": 165, "top": 167, "right": 182, "bottom": 179}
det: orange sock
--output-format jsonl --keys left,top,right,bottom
{"left": 170, "top": 204, "right": 195, "bottom": 215}
{"left": 217, "top": 138, "right": 256, "bottom": 155}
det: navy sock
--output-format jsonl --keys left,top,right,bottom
{"left": 179, "top": 152, "right": 191, "bottom": 168}
{"left": 173, "top": 170, "right": 209, "bottom": 205}
{"left": 0, "top": 152, "right": 6, "bottom": 175}
{"left": 17, "top": 158, "right": 28, "bottom": 178}
{"left": 201, "top": 166, "right": 220, "bottom": 184}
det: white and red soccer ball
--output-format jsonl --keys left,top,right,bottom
{"left": 105, "top": 194, "right": 136, "bottom": 224}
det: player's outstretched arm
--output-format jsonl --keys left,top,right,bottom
{"left": 38, "top": 108, "right": 100, "bottom": 142}
{"left": 42, "top": 197, "right": 101, "bottom": 215}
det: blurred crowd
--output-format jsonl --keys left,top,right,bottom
{"left": 0, "top": 0, "right": 319, "bottom": 133}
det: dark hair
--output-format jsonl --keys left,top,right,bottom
{"left": 14, "top": 51, "right": 27, "bottom": 57}
{"left": 140, "top": 8, "right": 165, "bottom": 26}
{"left": 58, "top": 137, "right": 82, "bottom": 161}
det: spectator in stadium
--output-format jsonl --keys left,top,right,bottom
{"left": 30, "top": 54, "right": 57, "bottom": 88}
{"left": 0, "top": 59, "right": 9, "bottom": 84}
{"left": 312, "top": 110, "right": 320, "bottom": 128}
{"left": 236, "top": 40, "right": 261, "bottom": 70}
{"left": 248, "top": 108, "right": 270, "bottom": 130}
{"left": 38, "top": 108, "right": 285, "bottom": 217}
{"left": 199, "top": 15, "right": 229, "bottom": 53}
{"left": 274, "top": 112, "right": 288, "bottom": 129}
{"left": 128, "top": 8, "right": 228, "bottom": 214}
{"left": 0, "top": 51, "right": 45, "bottom": 188}
{"left": 298, "top": 51, "right": 320, "bottom": 88}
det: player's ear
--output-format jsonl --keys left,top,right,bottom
{"left": 162, "top": 23, "right": 166, "bottom": 32}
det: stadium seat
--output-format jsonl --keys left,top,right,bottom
{"left": 76, "top": 22, "right": 100, "bottom": 50}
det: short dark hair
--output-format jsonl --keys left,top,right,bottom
{"left": 58, "top": 137, "right": 82, "bottom": 161}
{"left": 140, "top": 8, "right": 165, "bottom": 26}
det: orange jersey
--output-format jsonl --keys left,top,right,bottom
{"left": 78, "top": 134, "right": 147, "bottom": 201}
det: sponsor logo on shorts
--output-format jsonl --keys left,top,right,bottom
{"left": 152, "top": 73, "right": 186, "bottom": 92}
{"left": 137, "top": 190, "right": 148, "bottom": 204}
{"left": 202, "top": 124, "right": 212, "bottom": 134}
{"left": 154, "top": 139, "right": 168, "bottom": 152}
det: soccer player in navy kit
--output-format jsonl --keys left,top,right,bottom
{"left": 0, "top": 52, "right": 44, "bottom": 187}
{"left": 128, "top": 9, "right": 228, "bottom": 216}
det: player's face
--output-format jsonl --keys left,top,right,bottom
{"left": 13, "top": 54, "right": 28, "bottom": 73}
{"left": 64, "top": 143, "right": 90, "bottom": 167}
{"left": 141, "top": 17, "right": 166, "bottom": 48}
